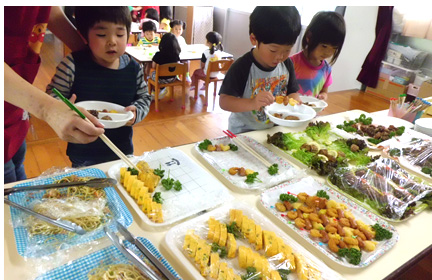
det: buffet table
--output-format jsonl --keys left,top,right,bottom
{"left": 4, "top": 110, "right": 432, "bottom": 280}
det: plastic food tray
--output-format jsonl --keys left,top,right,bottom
{"left": 36, "top": 237, "right": 181, "bottom": 280}
{"left": 329, "top": 111, "right": 415, "bottom": 149}
{"left": 108, "top": 148, "right": 233, "bottom": 227}
{"left": 8, "top": 168, "right": 133, "bottom": 258}
{"left": 260, "top": 177, "right": 399, "bottom": 268}
{"left": 194, "top": 135, "right": 302, "bottom": 191}
{"left": 164, "top": 201, "right": 344, "bottom": 280}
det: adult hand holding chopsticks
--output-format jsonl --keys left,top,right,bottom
{"left": 4, "top": 64, "right": 104, "bottom": 144}
{"left": 51, "top": 93, "right": 106, "bottom": 143}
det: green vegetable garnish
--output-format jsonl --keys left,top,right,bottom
{"left": 173, "top": 180, "right": 182, "bottom": 191}
{"left": 279, "top": 193, "right": 298, "bottom": 203}
{"left": 278, "top": 269, "right": 291, "bottom": 280}
{"left": 337, "top": 247, "right": 362, "bottom": 265}
{"left": 245, "top": 172, "right": 262, "bottom": 184}
{"left": 316, "top": 190, "right": 330, "bottom": 200}
{"left": 153, "top": 165, "right": 165, "bottom": 178}
{"left": 127, "top": 167, "right": 139, "bottom": 176}
{"left": 241, "top": 267, "right": 260, "bottom": 280}
{"left": 226, "top": 221, "right": 242, "bottom": 239}
{"left": 152, "top": 192, "right": 163, "bottom": 204}
{"left": 161, "top": 177, "right": 174, "bottom": 190}
{"left": 198, "top": 139, "right": 212, "bottom": 151}
{"left": 268, "top": 163, "right": 279, "bottom": 175}
{"left": 228, "top": 144, "right": 238, "bottom": 151}
{"left": 211, "top": 243, "right": 228, "bottom": 258}
{"left": 372, "top": 223, "right": 393, "bottom": 241}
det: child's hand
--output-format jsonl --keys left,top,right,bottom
{"left": 317, "top": 92, "right": 328, "bottom": 101}
{"left": 253, "top": 91, "right": 274, "bottom": 110}
{"left": 125, "top": 105, "right": 137, "bottom": 126}
{"left": 287, "top": 92, "right": 302, "bottom": 104}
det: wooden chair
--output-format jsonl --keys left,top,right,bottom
{"left": 194, "top": 58, "right": 234, "bottom": 106}
{"left": 147, "top": 62, "right": 187, "bottom": 112}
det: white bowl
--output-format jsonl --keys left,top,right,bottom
{"left": 265, "top": 102, "right": 317, "bottom": 127}
{"left": 414, "top": 118, "right": 432, "bottom": 137}
{"left": 300, "top": 96, "right": 328, "bottom": 113}
{"left": 75, "top": 101, "right": 134, "bottom": 129}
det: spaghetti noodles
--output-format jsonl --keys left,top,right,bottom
{"left": 88, "top": 263, "right": 147, "bottom": 280}
{"left": 28, "top": 175, "right": 111, "bottom": 236}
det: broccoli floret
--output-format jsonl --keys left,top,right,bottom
{"left": 268, "top": 163, "right": 279, "bottom": 175}
{"left": 198, "top": 139, "right": 212, "bottom": 151}
{"left": 372, "top": 223, "right": 393, "bottom": 241}
{"left": 279, "top": 193, "right": 298, "bottom": 203}
{"left": 228, "top": 143, "right": 238, "bottom": 151}
{"left": 152, "top": 192, "right": 163, "bottom": 204}
{"left": 316, "top": 190, "right": 330, "bottom": 200}
{"left": 338, "top": 247, "right": 362, "bottom": 265}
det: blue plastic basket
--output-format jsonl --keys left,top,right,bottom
{"left": 8, "top": 168, "right": 133, "bottom": 257}
{"left": 35, "top": 237, "right": 181, "bottom": 280}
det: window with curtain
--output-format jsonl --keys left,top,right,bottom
{"left": 394, "top": 6, "right": 432, "bottom": 39}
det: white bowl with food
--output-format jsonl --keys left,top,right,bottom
{"left": 75, "top": 100, "right": 134, "bottom": 129}
{"left": 414, "top": 118, "right": 432, "bottom": 137}
{"left": 300, "top": 96, "right": 328, "bottom": 113}
{"left": 264, "top": 102, "right": 317, "bottom": 127}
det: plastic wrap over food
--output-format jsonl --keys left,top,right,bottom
{"left": 7, "top": 168, "right": 133, "bottom": 262}
{"left": 108, "top": 148, "right": 233, "bottom": 227}
{"left": 165, "top": 202, "right": 344, "bottom": 280}
{"left": 385, "top": 138, "right": 432, "bottom": 178}
{"left": 328, "top": 158, "right": 432, "bottom": 222}
{"left": 36, "top": 237, "right": 180, "bottom": 280}
{"left": 195, "top": 135, "right": 304, "bottom": 191}
{"left": 260, "top": 177, "right": 398, "bottom": 268}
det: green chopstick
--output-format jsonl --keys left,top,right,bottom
{"left": 52, "top": 88, "right": 86, "bottom": 119}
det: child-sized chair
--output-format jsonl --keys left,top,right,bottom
{"left": 148, "top": 62, "right": 187, "bottom": 112}
{"left": 194, "top": 58, "right": 234, "bottom": 106}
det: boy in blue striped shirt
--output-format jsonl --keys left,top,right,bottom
{"left": 46, "top": 6, "right": 152, "bottom": 167}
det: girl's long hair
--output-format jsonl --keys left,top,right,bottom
{"left": 302, "top": 11, "right": 346, "bottom": 65}
{"left": 206, "top": 31, "right": 223, "bottom": 54}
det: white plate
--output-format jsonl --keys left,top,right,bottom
{"left": 194, "top": 135, "right": 303, "bottom": 191}
{"left": 107, "top": 148, "right": 233, "bottom": 227}
{"left": 300, "top": 96, "right": 328, "bottom": 113}
{"left": 260, "top": 177, "right": 399, "bottom": 268}
{"left": 75, "top": 100, "right": 134, "bottom": 129}
{"left": 264, "top": 103, "right": 316, "bottom": 127}
{"left": 164, "top": 201, "right": 344, "bottom": 280}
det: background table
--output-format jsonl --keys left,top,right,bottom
{"left": 4, "top": 110, "right": 432, "bottom": 280}
{"left": 126, "top": 44, "right": 233, "bottom": 63}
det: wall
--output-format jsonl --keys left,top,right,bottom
{"left": 331, "top": 6, "right": 378, "bottom": 91}
{"left": 214, "top": 6, "right": 379, "bottom": 92}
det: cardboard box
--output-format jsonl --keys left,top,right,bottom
{"left": 365, "top": 77, "right": 407, "bottom": 100}
{"left": 417, "top": 81, "right": 432, "bottom": 98}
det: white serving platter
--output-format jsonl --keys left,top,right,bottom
{"left": 108, "top": 148, "right": 233, "bottom": 227}
{"left": 165, "top": 201, "right": 344, "bottom": 280}
{"left": 260, "top": 177, "right": 399, "bottom": 268}
{"left": 194, "top": 135, "right": 303, "bottom": 191}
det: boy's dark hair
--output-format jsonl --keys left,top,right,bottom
{"left": 142, "top": 20, "right": 157, "bottom": 33}
{"left": 206, "top": 31, "right": 224, "bottom": 54}
{"left": 249, "top": 6, "right": 301, "bottom": 45}
{"left": 170, "top": 19, "right": 186, "bottom": 30}
{"left": 144, "top": 8, "right": 159, "bottom": 22}
{"left": 75, "top": 6, "right": 131, "bottom": 41}
{"left": 302, "top": 11, "right": 346, "bottom": 65}
{"left": 158, "top": 32, "right": 181, "bottom": 56}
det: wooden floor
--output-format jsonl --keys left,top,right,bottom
{"left": 24, "top": 33, "right": 391, "bottom": 179}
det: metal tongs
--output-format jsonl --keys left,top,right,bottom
{"left": 104, "top": 221, "right": 178, "bottom": 280}
{"left": 4, "top": 178, "right": 117, "bottom": 235}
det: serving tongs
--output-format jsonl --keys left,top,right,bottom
{"left": 104, "top": 225, "right": 167, "bottom": 280}
{"left": 4, "top": 178, "right": 117, "bottom": 235}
